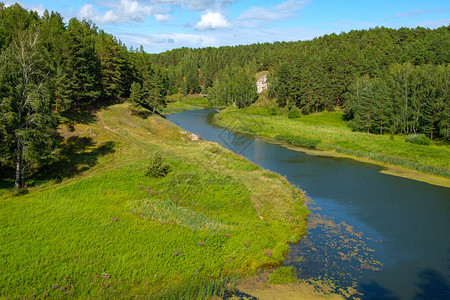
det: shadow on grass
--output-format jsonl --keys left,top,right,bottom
{"left": 131, "top": 109, "right": 154, "bottom": 119}
{"left": 33, "top": 137, "right": 115, "bottom": 184}
{"left": 63, "top": 99, "right": 120, "bottom": 130}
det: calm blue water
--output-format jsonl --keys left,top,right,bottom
{"left": 166, "top": 110, "right": 450, "bottom": 300}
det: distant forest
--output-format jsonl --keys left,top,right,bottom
{"left": 152, "top": 25, "right": 449, "bottom": 140}
{"left": 0, "top": 3, "right": 448, "bottom": 188}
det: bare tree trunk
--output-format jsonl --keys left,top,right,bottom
{"left": 15, "top": 162, "right": 21, "bottom": 189}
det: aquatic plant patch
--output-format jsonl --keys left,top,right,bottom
{"left": 269, "top": 266, "right": 298, "bottom": 284}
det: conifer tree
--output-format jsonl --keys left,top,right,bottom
{"left": 97, "top": 31, "right": 124, "bottom": 100}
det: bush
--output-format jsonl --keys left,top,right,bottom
{"left": 145, "top": 152, "right": 170, "bottom": 178}
{"left": 288, "top": 106, "right": 302, "bottom": 119}
{"left": 405, "top": 134, "right": 431, "bottom": 146}
{"left": 347, "top": 120, "right": 359, "bottom": 131}
{"left": 275, "top": 134, "right": 321, "bottom": 149}
{"left": 268, "top": 266, "right": 297, "bottom": 284}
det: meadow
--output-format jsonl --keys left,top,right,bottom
{"left": 0, "top": 103, "right": 310, "bottom": 298}
{"left": 214, "top": 101, "right": 450, "bottom": 180}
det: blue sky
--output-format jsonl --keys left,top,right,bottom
{"left": 4, "top": 0, "right": 450, "bottom": 53}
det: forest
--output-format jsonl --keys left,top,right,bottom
{"left": 0, "top": 3, "right": 449, "bottom": 189}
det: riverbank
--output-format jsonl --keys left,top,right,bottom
{"left": 1, "top": 103, "right": 344, "bottom": 298}
{"left": 214, "top": 106, "right": 450, "bottom": 188}
{"left": 162, "top": 94, "right": 210, "bottom": 114}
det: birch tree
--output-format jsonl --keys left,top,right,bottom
{"left": 0, "top": 31, "right": 59, "bottom": 189}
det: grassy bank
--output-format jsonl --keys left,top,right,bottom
{"left": 162, "top": 94, "right": 210, "bottom": 114}
{"left": 214, "top": 103, "right": 450, "bottom": 184}
{"left": 0, "top": 103, "right": 312, "bottom": 298}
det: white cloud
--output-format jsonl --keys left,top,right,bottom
{"left": 28, "top": 4, "right": 46, "bottom": 16}
{"left": 195, "top": 11, "right": 231, "bottom": 30}
{"left": 236, "top": 0, "right": 309, "bottom": 28}
{"left": 78, "top": 0, "right": 152, "bottom": 24}
{"left": 149, "top": 0, "right": 233, "bottom": 11}
{"left": 78, "top": 4, "right": 97, "bottom": 20}
{"left": 155, "top": 14, "right": 172, "bottom": 22}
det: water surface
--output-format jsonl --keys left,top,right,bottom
{"left": 166, "top": 110, "right": 450, "bottom": 299}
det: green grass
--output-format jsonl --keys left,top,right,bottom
{"left": 163, "top": 95, "right": 210, "bottom": 114}
{"left": 214, "top": 104, "right": 450, "bottom": 178}
{"left": 268, "top": 266, "right": 297, "bottom": 284}
{"left": 0, "top": 103, "right": 308, "bottom": 298}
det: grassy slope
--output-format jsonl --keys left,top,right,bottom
{"left": 214, "top": 102, "right": 450, "bottom": 181}
{"left": 0, "top": 103, "right": 309, "bottom": 298}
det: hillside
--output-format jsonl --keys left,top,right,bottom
{"left": 0, "top": 103, "right": 314, "bottom": 298}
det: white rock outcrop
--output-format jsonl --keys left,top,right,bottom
{"left": 256, "top": 75, "right": 268, "bottom": 94}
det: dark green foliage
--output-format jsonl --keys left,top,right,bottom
{"left": 97, "top": 31, "right": 125, "bottom": 100}
{"left": 62, "top": 18, "right": 101, "bottom": 108}
{"left": 288, "top": 106, "right": 302, "bottom": 119}
{"left": 275, "top": 135, "right": 321, "bottom": 149}
{"left": 129, "top": 81, "right": 142, "bottom": 105}
{"left": 130, "top": 50, "right": 168, "bottom": 112}
{"left": 182, "top": 56, "right": 201, "bottom": 95}
{"left": 145, "top": 152, "right": 170, "bottom": 178}
{"left": 0, "top": 3, "right": 40, "bottom": 51}
{"left": 405, "top": 134, "right": 431, "bottom": 146}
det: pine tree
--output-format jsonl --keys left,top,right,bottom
{"left": 97, "top": 31, "right": 124, "bottom": 100}
{"left": 129, "top": 81, "right": 142, "bottom": 108}
{"left": 274, "top": 62, "right": 291, "bottom": 107}
{"left": 62, "top": 18, "right": 101, "bottom": 108}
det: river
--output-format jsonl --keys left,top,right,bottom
{"left": 166, "top": 109, "right": 450, "bottom": 300}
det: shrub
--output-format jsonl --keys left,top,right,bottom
{"left": 288, "top": 106, "right": 302, "bottom": 119}
{"left": 145, "top": 152, "right": 170, "bottom": 178}
{"left": 268, "top": 266, "right": 297, "bottom": 284}
{"left": 405, "top": 134, "right": 431, "bottom": 146}
{"left": 347, "top": 120, "right": 359, "bottom": 131}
